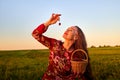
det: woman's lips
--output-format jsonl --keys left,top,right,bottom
{"left": 64, "top": 32, "right": 68, "bottom": 35}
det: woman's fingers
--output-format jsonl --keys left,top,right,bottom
{"left": 50, "top": 13, "right": 61, "bottom": 24}
{"left": 52, "top": 13, "right": 61, "bottom": 18}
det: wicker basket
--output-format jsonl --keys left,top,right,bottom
{"left": 71, "top": 49, "right": 88, "bottom": 74}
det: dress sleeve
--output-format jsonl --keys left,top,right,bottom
{"left": 32, "top": 24, "right": 57, "bottom": 49}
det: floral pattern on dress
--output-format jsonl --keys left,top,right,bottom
{"left": 32, "top": 24, "right": 77, "bottom": 80}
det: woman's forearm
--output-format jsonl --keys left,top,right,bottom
{"left": 32, "top": 24, "right": 47, "bottom": 39}
{"left": 44, "top": 20, "right": 51, "bottom": 27}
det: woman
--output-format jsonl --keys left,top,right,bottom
{"left": 32, "top": 13, "right": 94, "bottom": 80}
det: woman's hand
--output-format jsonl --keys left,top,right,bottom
{"left": 44, "top": 13, "right": 61, "bottom": 27}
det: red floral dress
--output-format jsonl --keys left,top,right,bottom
{"left": 32, "top": 24, "right": 77, "bottom": 80}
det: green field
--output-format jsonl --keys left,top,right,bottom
{"left": 0, "top": 47, "right": 120, "bottom": 80}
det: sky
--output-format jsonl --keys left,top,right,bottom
{"left": 0, "top": 0, "right": 120, "bottom": 50}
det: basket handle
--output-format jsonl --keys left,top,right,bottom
{"left": 71, "top": 49, "right": 88, "bottom": 62}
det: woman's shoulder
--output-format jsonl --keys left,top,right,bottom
{"left": 50, "top": 39, "right": 63, "bottom": 50}
{"left": 52, "top": 39, "right": 63, "bottom": 46}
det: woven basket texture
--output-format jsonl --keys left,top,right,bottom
{"left": 71, "top": 49, "right": 88, "bottom": 74}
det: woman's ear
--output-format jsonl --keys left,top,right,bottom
{"left": 74, "top": 35, "right": 78, "bottom": 40}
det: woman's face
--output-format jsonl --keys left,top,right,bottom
{"left": 63, "top": 26, "right": 78, "bottom": 41}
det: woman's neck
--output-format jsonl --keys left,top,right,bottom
{"left": 63, "top": 40, "right": 74, "bottom": 51}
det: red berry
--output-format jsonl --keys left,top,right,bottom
{"left": 59, "top": 23, "right": 61, "bottom": 26}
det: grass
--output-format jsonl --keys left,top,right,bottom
{"left": 0, "top": 49, "right": 49, "bottom": 80}
{"left": 0, "top": 47, "right": 120, "bottom": 80}
{"left": 88, "top": 47, "right": 120, "bottom": 80}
